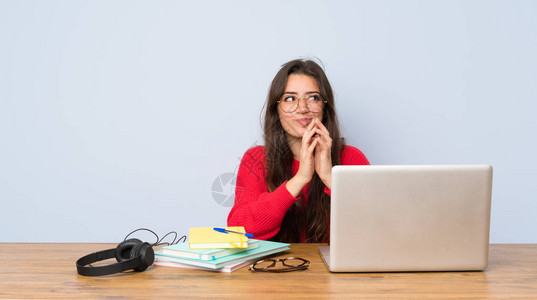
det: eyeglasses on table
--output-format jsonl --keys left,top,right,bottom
{"left": 249, "top": 257, "right": 310, "bottom": 273}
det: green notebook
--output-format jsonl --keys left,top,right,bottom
{"left": 155, "top": 239, "right": 290, "bottom": 269}
{"left": 161, "top": 241, "right": 259, "bottom": 260}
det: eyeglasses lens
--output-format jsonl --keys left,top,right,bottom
{"left": 280, "top": 95, "right": 324, "bottom": 113}
{"left": 282, "top": 258, "right": 306, "bottom": 267}
{"left": 254, "top": 260, "right": 275, "bottom": 269}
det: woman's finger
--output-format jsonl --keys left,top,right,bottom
{"left": 315, "top": 118, "right": 330, "bottom": 135}
{"left": 302, "top": 122, "right": 319, "bottom": 148}
{"left": 304, "top": 135, "right": 319, "bottom": 157}
{"left": 314, "top": 135, "right": 325, "bottom": 151}
{"left": 314, "top": 128, "right": 332, "bottom": 148}
{"left": 308, "top": 136, "right": 319, "bottom": 152}
{"left": 309, "top": 119, "right": 328, "bottom": 140}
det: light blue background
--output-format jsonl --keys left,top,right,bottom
{"left": 1, "top": 0, "right": 535, "bottom": 242}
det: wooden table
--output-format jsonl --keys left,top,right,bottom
{"left": 1, "top": 243, "right": 536, "bottom": 299}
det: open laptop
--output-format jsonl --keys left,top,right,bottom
{"left": 319, "top": 165, "right": 493, "bottom": 272}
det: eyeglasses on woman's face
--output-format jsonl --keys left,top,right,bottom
{"left": 249, "top": 257, "right": 310, "bottom": 273}
{"left": 277, "top": 93, "right": 327, "bottom": 113}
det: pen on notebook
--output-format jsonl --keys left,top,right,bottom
{"left": 213, "top": 227, "right": 254, "bottom": 238}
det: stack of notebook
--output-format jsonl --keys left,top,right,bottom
{"left": 154, "top": 227, "right": 290, "bottom": 272}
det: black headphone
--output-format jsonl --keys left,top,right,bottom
{"left": 76, "top": 228, "right": 186, "bottom": 277}
{"left": 76, "top": 238, "right": 154, "bottom": 276}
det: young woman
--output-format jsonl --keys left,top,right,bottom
{"left": 227, "top": 59, "right": 369, "bottom": 243}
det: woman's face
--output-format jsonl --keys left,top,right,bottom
{"left": 278, "top": 74, "right": 324, "bottom": 140}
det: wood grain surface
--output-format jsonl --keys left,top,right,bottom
{"left": 1, "top": 243, "right": 536, "bottom": 299}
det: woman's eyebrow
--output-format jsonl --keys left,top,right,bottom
{"left": 283, "top": 91, "right": 320, "bottom": 94}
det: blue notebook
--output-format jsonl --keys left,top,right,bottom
{"left": 161, "top": 240, "right": 259, "bottom": 260}
{"left": 155, "top": 239, "right": 290, "bottom": 269}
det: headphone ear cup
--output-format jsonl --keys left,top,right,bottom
{"left": 131, "top": 242, "right": 154, "bottom": 272}
{"left": 115, "top": 238, "right": 143, "bottom": 263}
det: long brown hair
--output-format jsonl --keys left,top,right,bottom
{"left": 263, "top": 59, "right": 345, "bottom": 243}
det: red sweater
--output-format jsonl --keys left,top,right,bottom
{"left": 227, "top": 145, "right": 370, "bottom": 242}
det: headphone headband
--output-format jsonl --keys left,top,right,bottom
{"left": 76, "top": 248, "right": 145, "bottom": 276}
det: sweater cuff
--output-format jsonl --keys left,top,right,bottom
{"left": 271, "top": 181, "right": 300, "bottom": 210}
{"left": 324, "top": 186, "right": 331, "bottom": 197}
{"left": 280, "top": 180, "right": 300, "bottom": 200}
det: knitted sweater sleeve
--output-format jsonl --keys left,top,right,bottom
{"left": 227, "top": 147, "right": 299, "bottom": 240}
